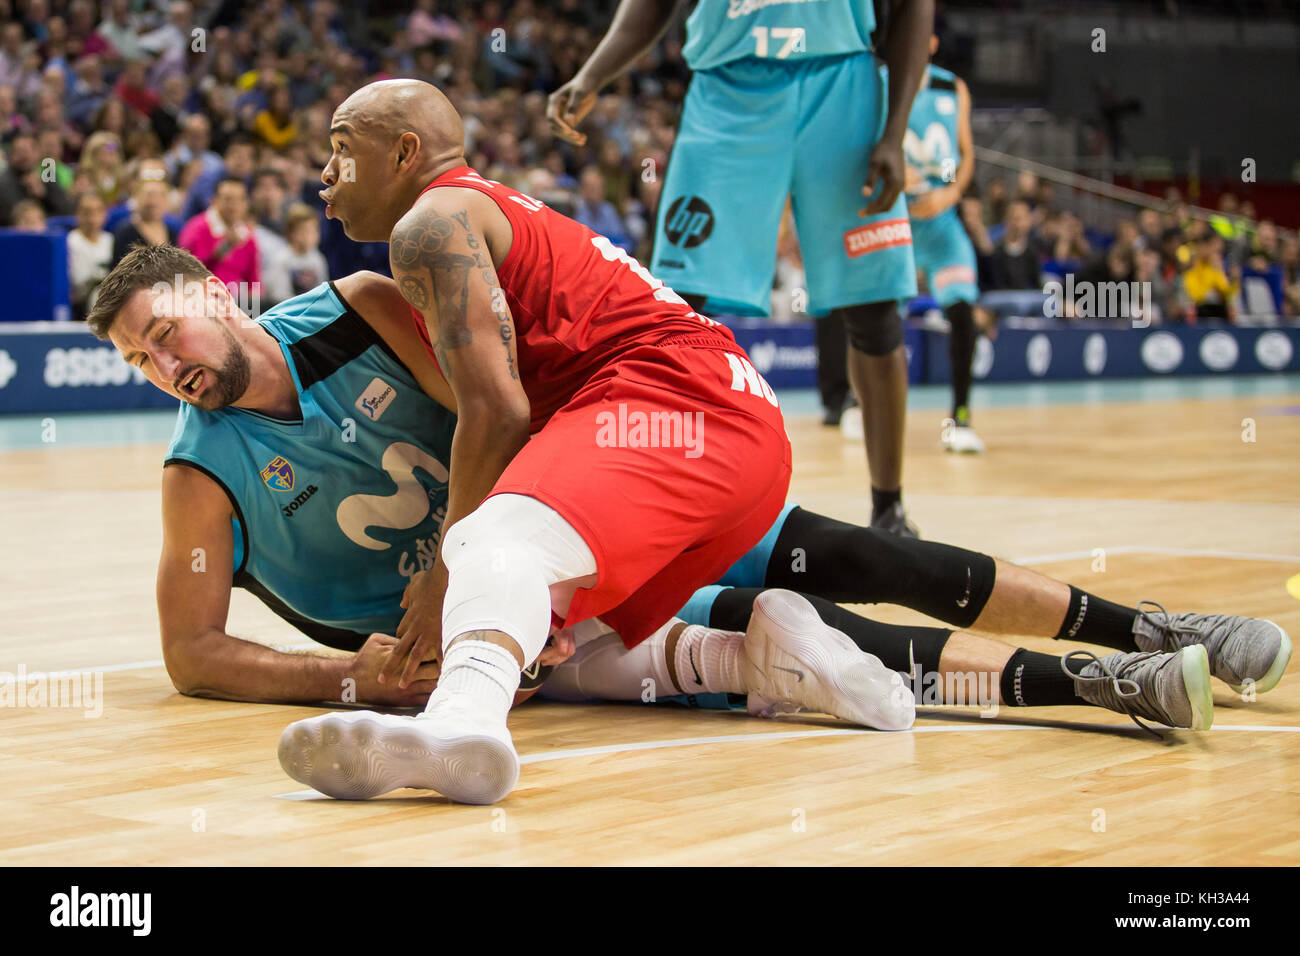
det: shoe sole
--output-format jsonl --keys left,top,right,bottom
{"left": 752, "top": 591, "right": 914, "bottom": 731}
{"left": 1227, "top": 622, "right": 1292, "bottom": 695}
{"left": 278, "top": 713, "right": 519, "bottom": 804}
{"left": 1181, "top": 644, "right": 1214, "bottom": 731}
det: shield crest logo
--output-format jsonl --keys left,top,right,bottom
{"left": 260, "top": 455, "right": 295, "bottom": 492}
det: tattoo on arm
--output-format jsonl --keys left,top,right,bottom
{"left": 391, "top": 207, "right": 519, "bottom": 379}
{"left": 391, "top": 211, "right": 477, "bottom": 349}
{"left": 473, "top": 250, "right": 519, "bottom": 381}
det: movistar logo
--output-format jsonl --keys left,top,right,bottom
{"left": 336, "top": 442, "right": 448, "bottom": 550}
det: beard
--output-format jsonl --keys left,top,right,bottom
{"left": 191, "top": 323, "right": 252, "bottom": 410}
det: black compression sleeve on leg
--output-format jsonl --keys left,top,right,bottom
{"left": 945, "top": 300, "right": 975, "bottom": 416}
{"left": 765, "top": 507, "right": 996, "bottom": 629}
{"left": 709, "top": 586, "right": 953, "bottom": 674}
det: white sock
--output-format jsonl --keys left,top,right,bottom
{"left": 673, "top": 625, "right": 745, "bottom": 694}
{"left": 426, "top": 640, "right": 521, "bottom": 718}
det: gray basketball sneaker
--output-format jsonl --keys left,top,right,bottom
{"left": 1062, "top": 646, "right": 1213, "bottom": 732}
{"left": 1132, "top": 601, "right": 1292, "bottom": 694}
{"left": 870, "top": 502, "right": 920, "bottom": 538}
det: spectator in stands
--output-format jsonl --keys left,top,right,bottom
{"left": 67, "top": 190, "right": 113, "bottom": 320}
{"left": 1134, "top": 247, "right": 1171, "bottom": 325}
{"left": 1034, "top": 180, "right": 1056, "bottom": 218}
{"left": 1039, "top": 210, "right": 1090, "bottom": 280}
{"left": 66, "top": 53, "right": 108, "bottom": 127}
{"left": 1180, "top": 234, "right": 1238, "bottom": 322}
{"left": 11, "top": 198, "right": 48, "bottom": 232}
{"left": 94, "top": 0, "right": 144, "bottom": 65}
{"left": 1241, "top": 219, "right": 1286, "bottom": 316}
{"left": 280, "top": 203, "right": 329, "bottom": 299}
{"left": 112, "top": 168, "right": 176, "bottom": 266}
{"left": 137, "top": 1, "right": 192, "bottom": 83}
{"left": 0, "top": 23, "right": 30, "bottom": 90}
{"left": 1137, "top": 208, "right": 1163, "bottom": 250}
{"left": 1114, "top": 219, "right": 1139, "bottom": 252}
{"left": 164, "top": 113, "right": 222, "bottom": 184}
{"left": 113, "top": 56, "right": 160, "bottom": 120}
{"left": 74, "top": 130, "right": 126, "bottom": 206}
{"left": 989, "top": 199, "right": 1042, "bottom": 291}
{"left": 250, "top": 167, "right": 289, "bottom": 234}
{"left": 1014, "top": 169, "right": 1039, "bottom": 207}
{"left": 1075, "top": 242, "right": 1134, "bottom": 319}
{"left": 35, "top": 128, "right": 75, "bottom": 192}
{"left": 178, "top": 176, "right": 260, "bottom": 291}
{"left": 1279, "top": 235, "right": 1300, "bottom": 317}
{"left": 596, "top": 138, "right": 632, "bottom": 211}
{"left": 573, "top": 166, "right": 633, "bottom": 252}
{"left": 982, "top": 177, "right": 1007, "bottom": 227}
{"left": 0, "top": 131, "right": 73, "bottom": 225}
{"left": 254, "top": 84, "right": 298, "bottom": 152}
{"left": 182, "top": 133, "right": 257, "bottom": 222}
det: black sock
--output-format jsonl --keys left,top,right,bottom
{"left": 871, "top": 486, "right": 900, "bottom": 521}
{"left": 945, "top": 300, "right": 975, "bottom": 418}
{"left": 1053, "top": 586, "right": 1140, "bottom": 651}
{"left": 1000, "top": 649, "right": 1090, "bottom": 707}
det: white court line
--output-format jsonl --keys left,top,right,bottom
{"left": 31, "top": 546, "right": 1299, "bottom": 680}
{"left": 0, "top": 659, "right": 165, "bottom": 683}
{"left": 2, "top": 643, "right": 318, "bottom": 683}
{"left": 272, "top": 722, "right": 1300, "bottom": 800}
{"left": 1013, "top": 545, "right": 1300, "bottom": 566}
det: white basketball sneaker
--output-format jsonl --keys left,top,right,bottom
{"left": 944, "top": 424, "right": 985, "bottom": 454}
{"left": 742, "top": 589, "right": 915, "bottom": 730}
{"left": 277, "top": 697, "right": 519, "bottom": 804}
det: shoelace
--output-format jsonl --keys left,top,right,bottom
{"left": 1060, "top": 648, "right": 1163, "bottom": 737}
{"left": 1137, "top": 600, "right": 1203, "bottom": 651}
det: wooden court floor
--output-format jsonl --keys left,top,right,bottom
{"left": 1, "top": 386, "right": 1297, "bottom": 865}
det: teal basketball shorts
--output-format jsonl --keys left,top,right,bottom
{"left": 652, "top": 52, "right": 918, "bottom": 317}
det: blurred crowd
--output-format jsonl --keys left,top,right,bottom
{"left": 953, "top": 170, "right": 1299, "bottom": 322}
{"left": 0, "top": 0, "right": 675, "bottom": 318}
{"left": 0, "top": 0, "right": 1295, "bottom": 324}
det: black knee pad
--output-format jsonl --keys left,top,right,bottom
{"left": 838, "top": 301, "right": 903, "bottom": 356}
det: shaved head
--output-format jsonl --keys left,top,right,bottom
{"left": 334, "top": 79, "right": 465, "bottom": 168}
{"left": 321, "top": 80, "right": 468, "bottom": 242}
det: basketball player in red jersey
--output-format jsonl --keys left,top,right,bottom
{"left": 278, "top": 79, "right": 908, "bottom": 804}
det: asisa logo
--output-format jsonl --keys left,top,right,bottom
{"left": 355, "top": 377, "right": 396, "bottom": 421}
{"left": 260, "top": 455, "right": 295, "bottom": 492}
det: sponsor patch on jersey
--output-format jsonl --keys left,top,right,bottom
{"left": 355, "top": 377, "right": 397, "bottom": 421}
{"left": 260, "top": 455, "right": 295, "bottom": 492}
{"left": 843, "top": 218, "right": 912, "bottom": 258}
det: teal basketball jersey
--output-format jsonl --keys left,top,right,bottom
{"left": 682, "top": 0, "right": 877, "bottom": 72}
{"left": 903, "top": 64, "right": 962, "bottom": 196}
{"left": 164, "top": 281, "right": 456, "bottom": 649}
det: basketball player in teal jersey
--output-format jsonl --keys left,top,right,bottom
{"left": 86, "top": 247, "right": 1290, "bottom": 749}
{"left": 550, "top": 0, "right": 933, "bottom": 537}
{"left": 901, "top": 33, "right": 984, "bottom": 453}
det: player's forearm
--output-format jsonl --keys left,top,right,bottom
{"left": 574, "top": 0, "right": 682, "bottom": 90}
{"left": 165, "top": 627, "right": 352, "bottom": 704}
{"left": 880, "top": 0, "right": 935, "bottom": 143}
{"left": 440, "top": 405, "right": 531, "bottom": 538}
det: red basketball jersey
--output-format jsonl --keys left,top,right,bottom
{"left": 408, "top": 166, "right": 737, "bottom": 431}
